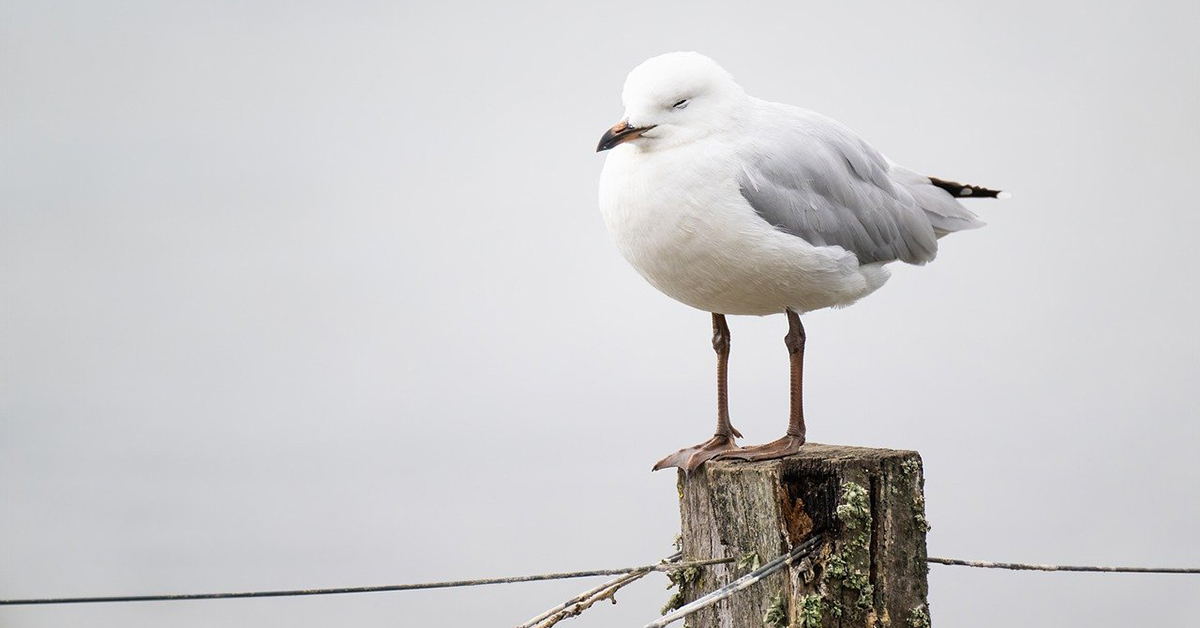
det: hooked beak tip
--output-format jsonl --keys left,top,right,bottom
{"left": 597, "top": 121, "right": 654, "bottom": 152}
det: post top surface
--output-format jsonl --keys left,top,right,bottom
{"left": 700, "top": 442, "right": 921, "bottom": 472}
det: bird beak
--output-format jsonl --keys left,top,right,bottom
{"left": 596, "top": 120, "right": 656, "bottom": 152}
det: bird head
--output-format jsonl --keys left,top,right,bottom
{"left": 597, "top": 52, "right": 747, "bottom": 153}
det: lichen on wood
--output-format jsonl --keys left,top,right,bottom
{"left": 661, "top": 563, "right": 703, "bottom": 615}
{"left": 677, "top": 444, "right": 931, "bottom": 627}
{"left": 908, "top": 604, "right": 931, "bottom": 628}
{"left": 763, "top": 591, "right": 789, "bottom": 627}
{"left": 798, "top": 593, "right": 823, "bottom": 628}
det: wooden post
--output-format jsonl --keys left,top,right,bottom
{"left": 674, "top": 444, "right": 931, "bottom": 628}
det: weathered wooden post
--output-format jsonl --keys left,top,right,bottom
{"left": 672, "top": 444, "right": 931, "bottom": 628}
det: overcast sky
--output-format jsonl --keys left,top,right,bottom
{"left": 2, "top": 1, "right": 1197, "bottom": 626}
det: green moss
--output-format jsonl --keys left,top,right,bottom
{"left": 824, "top": 553, "right": 848, "bottom": 580}
{"left": 904, "top": 459, "right": 930, "bottom": 534}
{"left": 908, "top": 604, "right": 931, "bottom": 628}
{"left": 662, "top": 591, "right": 686, "bottom": 616}
{"left": 660, "top": 563, "right": 703, "bottom": 615}
{"left": 738, "top": 551, "right": 762, "bottom": 573}
{"left": 764, "top": 591, "right": 789, "bottom": 627}
{"left": 912, "top": 493, "right": 931, "bottom": 532}
{"left": 800, "top": 480, "right": 924, "bottom": 626}
{"left": 843, "top": 571, "right": 874, "bottom": 609}
{"left": 836, "top": 482, "right": 871, "bottom": 532}
{"left": 799, "top": 594, "right": 823, "bottom": 628}
{"left": 820, "top": 482, "right": 875, "bottom": 617}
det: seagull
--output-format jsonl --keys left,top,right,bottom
{"left": 596, "top": 52, "right": 1004, "bottom": 472}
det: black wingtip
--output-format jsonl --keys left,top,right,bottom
{"left": 928, "top": 175, "right": 1006, "bottom": 199}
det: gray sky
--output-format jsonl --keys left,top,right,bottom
{"left": 2, "top": 1, "right": 1197, "bottom": 626}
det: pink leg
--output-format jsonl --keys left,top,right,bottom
{"left": 653, "top": 313, "right": 742, "bottom": 472}
{"left": 719, "top": 309, "right": 806, "bottom": 462}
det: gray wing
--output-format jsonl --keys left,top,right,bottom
{"left": 737, "top": 105, "right": 981, "bottom": 265}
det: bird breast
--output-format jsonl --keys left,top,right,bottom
{"left": 599, "top": 145, "right": 885, "bottom": 316}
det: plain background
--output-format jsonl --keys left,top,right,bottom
{"left": 3, "top": 1, "right": 1198, "bottom": 626}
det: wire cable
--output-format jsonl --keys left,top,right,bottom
{"left": 0, "top": 556, "right": 734, "bottom": 606}
{"left": 926, "top": 557, "right": 1200, "bottom": 574}
{"left": 2, "top": 553, "right": 1196, "bottom": 607}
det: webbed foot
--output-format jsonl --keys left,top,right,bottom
{"left": 652, "top": 433, "right": 740, "bottom": 473}
{"left": 717, "top": 434, "right": 805, "bottom": 462}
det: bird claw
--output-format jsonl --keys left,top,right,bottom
{"left": 717, "top": 434, "right": 805, "bottom": 462}
{"left": 652, "top": 433, "right": 740, "bottom": 473}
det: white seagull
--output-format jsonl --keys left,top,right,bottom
{"left": 597, "top": 52, "right": 1004, "bottom": 472}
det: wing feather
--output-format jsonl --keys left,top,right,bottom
{"left": 737, "top": 103, "right": 979, "bottom": 265}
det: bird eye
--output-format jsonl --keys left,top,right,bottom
{"left": 672, "top": 99, "right": 689, "bottom": 109}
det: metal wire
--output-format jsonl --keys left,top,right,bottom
{"left": 645, "top": 534, "right": 823, "bottom": 628}
{"left": 926, "top": 557, "right": 1200, "bottom": 574}
{"left": 2, "top": 551, "right": 1196, "bottom": 607}
{"left": 0, "top": 556, "right": 733, "bottom": 606}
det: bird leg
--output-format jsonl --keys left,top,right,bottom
{"left": 652, "top": 313, "right": 742, "bottom": 472}
{"left": 719, "top": 309, "right": 807, "bottom": 461}
{"left": 711, "top": 313, "right": 742, "bottom": 440}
